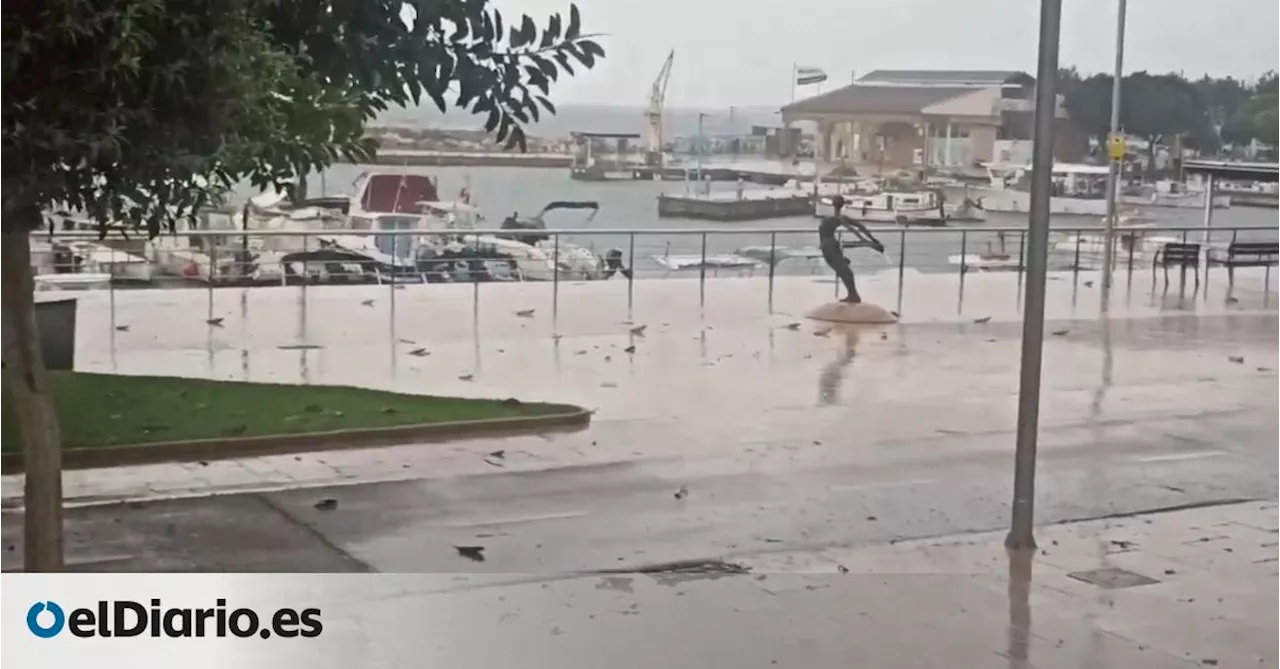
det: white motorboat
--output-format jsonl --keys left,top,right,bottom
{"left": 951, "top": 162, "right": 1110, "bottom": 216}
{"left": 33, "top": 213, "right": 155, "bottom": 283}
{"left": 1120, "top": 180, "right": 1231, "bottom": 210}
{"left": 814, "top": 190, "right": 985, "bottom": 225}
{"left": 1050, "top": 222, "right": 1185, "bottom": 268}
{"left": 651, "top": 253, "right": 765, "bottom": 273}
{"left": 306, "top": 171, "right": 612, "bottom": 282}
{"left": 30, "top": 236, "right": 153, "bottom": 285}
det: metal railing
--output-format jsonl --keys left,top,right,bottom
{"left": 30, "top": 224, "right": 1278, "bottom": 324}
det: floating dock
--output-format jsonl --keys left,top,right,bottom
{"left": 656, "top": 190, "right": 814, "bottom": 221}
{"left": 1228, "top": 191, "right": 1279, "bottom": 209}
{"left": 363, "top": 150, "right": 573, "bottom": 168}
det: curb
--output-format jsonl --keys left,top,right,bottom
{"left": 0, "top": 407, "right": 591, "bottom": 475}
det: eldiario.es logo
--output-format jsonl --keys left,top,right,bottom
{"left": 27, "top": 599, "right": 322, "bottom": 639}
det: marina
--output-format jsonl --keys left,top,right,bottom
{"left": 29, "top": 157, "right": 1277, "bottom": 293}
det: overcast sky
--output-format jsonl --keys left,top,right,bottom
{"left": 492, "top": 0, "right": 1280, "bottom": 107}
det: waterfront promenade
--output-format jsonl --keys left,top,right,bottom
{"left": 3, "top": 267, "right": 1274, "bottom": 512}
{"left": 4, "top": 268, "right": 1276, "bottom": 663}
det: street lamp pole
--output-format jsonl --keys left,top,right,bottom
{"left": 1006, "top": 0, "right": 1063, "bottom": 551}
{"left": 1099, "top": 0, "right": 1128, "bottom": 311}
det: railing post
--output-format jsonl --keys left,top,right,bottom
{"left": 958, "top": 230, "right": 968, "bottom": 311}
{"left": 552, "top": 233, "right": 560, "bottom": 322}
{"left": 897, "top": 229, "right": 907, "bottom": 314}
{"left": 699, "top": 232, "right": 707, "bottom": 311}
{"left": 108, "top": 244, "right": 117, "bottom": 331}
{"left": 1072, "top": 232, "right": 1081, "bottom": 281}
{"left": 1016, "top": 229, "right": 1026, "bottom": 288}
{"left": 767, "top": 232, "right": 777, "bottom": 313}
{"left": 389, "top": 234, "right": 397, "bottom": 338}
{"left": 627, "top": 232, "right": 636, "bottom": 320}
{"left": 299, "top": 233, "right": 308, "bottom": 328}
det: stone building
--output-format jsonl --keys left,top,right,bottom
{"left": 779, "top": 70, "right": 1086, "bottom": 169}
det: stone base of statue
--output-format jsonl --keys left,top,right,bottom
{"left": 805, "top": 301, "right": 898, "bottom": 324}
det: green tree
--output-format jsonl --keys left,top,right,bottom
{"left": 2, "top": 0, "right": 603, "bottom": 571}
{"left": 1120, "top": 72, "right": 1212, "bottom": 169}
{"left": 1194, "top": 75, "right": 1251, "bottom": 135}
{"left": 1244, "top": 92, "right": 1280, "bottom": 146}
{"left": 1060, "top": 72, "right": 1114, "bottom": 150}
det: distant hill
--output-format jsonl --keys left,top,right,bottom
{"left": 374, "top": 103, "right": 788, "bottom": 139}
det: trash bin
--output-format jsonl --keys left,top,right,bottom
{"left": 34, "top": 296, "right": 77, "bottom": 371}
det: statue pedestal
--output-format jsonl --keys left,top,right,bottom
{"left": 805, "top": 302, "right": 898, "bottom": 324}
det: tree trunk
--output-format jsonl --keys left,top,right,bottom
{"left": 0, "top": 223, "right": 65, "bottom": 571}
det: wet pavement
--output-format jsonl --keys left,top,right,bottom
{"left": 3, "top": 269, "right": 1277, "bottom": 574}
{"left": 247, "top": 502, "right": 1270, "bottom": 668}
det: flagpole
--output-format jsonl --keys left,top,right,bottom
{"left": 790, "top": 63, "right": 796, "bottom": 103}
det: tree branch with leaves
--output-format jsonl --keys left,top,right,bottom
{"left": 2, "top": 0, "right": 603, "bottom": 571}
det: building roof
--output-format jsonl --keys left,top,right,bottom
{"left": 1182, "top": 160, "right": 1279, "bottom": 183}
{"left": 781, "top": 85, "right": 974, "bottom": 117}
{"left": 858, "top": 70, "right": 1033, "bottom": 87}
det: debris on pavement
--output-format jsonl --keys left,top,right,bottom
{"left": 515, "top": 309, "right": 536, "bottom": 318}
{"left": 488, "top": 450, "right": 506, "bottom": 460}
{"left": 781, "top": 322, "right": 801, "bottom": 330}
{"left": 972, "top": 316, "right": 992, "bottom": 324}
{"left": 115, "top": 325, "right": 130, "bottom": 332}
{"left": 458, "top": 374, "right": 474, "bottom": 381}
{"left": 205, "top": 317, "right": 224, "bottom": 327}
{"left": 454, "top": 545, "right": 486, "bottom": 562}
{"left": 674, "top": 486, "right": 689, "bottom": 500}
{"left": 1050, "top": 328, "right": 1070, "bottom": 336}
{"left": 406, "top": 348, "right": 430, "bottom": 357}
{"left": 1227, "top": 355, "right": 1245, "bottom": 364}
{"left": 360, "top": 299, "right": 375, "bottom": 307}
{"left": 623, "top": 345, "right": 636, "bottom": 354}
{"left": 630, "top": 324, "right": 647, "bottom": 336}
{"left": 313, "top": 499, "right": 338, "bottom": 511}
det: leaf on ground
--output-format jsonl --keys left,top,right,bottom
{"left": 454, "top": 545, "right": 486, "bottom": 562}
{"left": 313, "top": 498, "right": 338, "bottom": 511}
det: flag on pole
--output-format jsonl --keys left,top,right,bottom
{"left": 795, "top": 66, "right": 828, "bottom": 86}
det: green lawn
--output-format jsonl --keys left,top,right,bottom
{"left": 1, "top": 372, "right": 566, "bottom": 451}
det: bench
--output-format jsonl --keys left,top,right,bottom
{"left": 1210, "top": 242, "right": 1279, "bottom": 284}
{"left": 1153, "top": 242, "right": 1201, "bottom": 285}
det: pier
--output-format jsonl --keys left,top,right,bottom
{"left": 656, "top": 189, "right": 814, "bottom": 220}
{"left": 361, "top": 149, "right": 572, "bottom": 168}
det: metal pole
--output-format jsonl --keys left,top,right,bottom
{"left": 1007, "top": 0, "right": 1063, "bottom": 551}
{"left": 1201, "top": 174, "right": 1216, "bottom": 245}
{"left": 1099, "top": 0, "right": 1128, "bottom": 312}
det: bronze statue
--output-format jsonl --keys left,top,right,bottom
{"left": 819, "top": 195, "right": 885, "bottom": 304}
